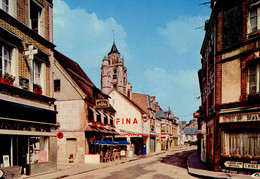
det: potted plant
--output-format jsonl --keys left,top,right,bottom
{"left": 1, "top": 73, "right": 15, "bottom": 85}
{"left": 33, "top": 84, "right": 42, "bottom": 94}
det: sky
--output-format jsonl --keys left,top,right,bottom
{"left": 53, "top": 0, "right": 212, "bottom": 122}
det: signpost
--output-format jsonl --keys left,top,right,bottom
{"left": 224, "top": 161, "right": 243, "bottom": 168}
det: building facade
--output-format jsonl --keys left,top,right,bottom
{"left": 198, "top": 0, "right": 260, "bottom": 172}
{"left": 0, "top": 0, "right": 57, "bottom": 177}
{"left": 53, "top": 50, "right": 117, "bottom": 164}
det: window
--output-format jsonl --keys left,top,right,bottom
{"left": 96, "top": 110, "right": 101, "bottom": 123}
{"left": 88, "top": 107, "right": 94, "bottom": 122}
{"left": 54, "top": 79, "right": 60, "bottom": 92}
{"left": 33, "top": 60, "right": 42, "bottom": 85}
{"left": 30, "top": 0, "right": 42, "bottom": 34}
{"left": 110, "top": 115, "right": 114, "bottom": 126}
{"left": 249, "top": 8, "right": 258, "bottom": 33}
{"left": 0, "top": 45, "right": 11, "bottom": 76}
{"left": 248, "top": 64, "right": 259, "bottom": 94}
{"left": 104, "top": 113, "right": 108, "bottom": 125}
{"left": 29, "top": 137, "right": 49, "bottom": 163}
{"left": 222, "top": 132, "right": 260, "bottom": 158}
{"left": 0, "top": 0, "right": 8, "bottom": 13}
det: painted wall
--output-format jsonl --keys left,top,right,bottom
{"left": 53, "top": 60, "right": 83, "bottom": 100}
{"left": 56, "top": 100, "right": 85, "bottom": 131}
{"left": 222, "top": 59, "right": 241, "bottom": 104}
{"left": 109, "top": 90, "right": 143, "bottom": 134}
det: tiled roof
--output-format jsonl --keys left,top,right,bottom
{"left": 131, "top": 93, "right": 148, "bottom": 113}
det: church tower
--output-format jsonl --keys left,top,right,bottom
{"left": 101, "top": 41, "right": 132, "bottom": 97}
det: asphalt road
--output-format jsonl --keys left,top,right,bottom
{"left": 67, "top": 148, "right": 200, "bottom": 179}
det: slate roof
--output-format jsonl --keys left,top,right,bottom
{"left": 184, "top": 128, "right": 198, "bottom": 135}
{"left": 156, "top": 110, "right": 167, "bottom": 118}
{"left": 108, "top": 41, "right": 120, "bottom": 55}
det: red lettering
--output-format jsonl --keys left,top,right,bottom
{"left": 122, "top": 118, "right": 124, "bottom": 124}
{"left": 133, "top": 118, "right": 138, "bottom": 124}
{"left": 116, "top": 118, "right": 120, "bottom": 125}
{"left": 126, "top": 118, "right": 131, "bottom": 124}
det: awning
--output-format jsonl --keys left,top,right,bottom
{"left": 91, "top": 140, "right": 117, "bottom": 145}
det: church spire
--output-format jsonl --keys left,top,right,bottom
{"left": 108, "top": 40, "right": 120, "bottom": 55}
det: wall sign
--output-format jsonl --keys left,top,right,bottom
{"left": 96, "top": 99, "right": 109, "bottom": 108}
{"left": 219, "top": 112, "right": 260, "bottom": 123}
{"left": 224, "top": 161, "right": 243, "bottom": 168}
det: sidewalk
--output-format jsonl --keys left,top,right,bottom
{"left": 21, "top": 152, "right": 165, "bottom": 179}
{"left": 187, "top": 152, "right": 256, "bottom": 179}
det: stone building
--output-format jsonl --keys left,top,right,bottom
{"left": 0, "top": 0, "right": 57, "bottom": 177}
{"left": 101, "top": 41, "right": 132, "bottom": 97}
{"left": 198, "top": 0, "right": 260, "bottom": 172}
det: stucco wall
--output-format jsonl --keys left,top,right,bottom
{"left": 222, "top": 59, "right": 241, "bottom": 104}
{"left": 56, "top": 100, "right": 85, "bottom": 131}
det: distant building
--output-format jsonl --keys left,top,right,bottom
{"left": 101, "top": 41, "right": 132, "bottom": 97}
{"left": 183, "top": 128, "right": 198, "bottom": 143}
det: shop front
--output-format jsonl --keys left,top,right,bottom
{"left": 0, "top": 94, "right": 57, "bottom": 177}
{"left": 219, "top": 111, "right": 260, "bottom": 173}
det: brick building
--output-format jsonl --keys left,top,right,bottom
{"left": 0, "top": 0, "right": 57, "bottom": 177}
{"left": 198, "top": 0, "right": 260, "bottom": 173}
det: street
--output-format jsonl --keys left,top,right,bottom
{"left": 65, "top": 148, "right": 200, "bottom": 179}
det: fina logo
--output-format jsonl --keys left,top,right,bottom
{"left": 142, "top": 114, "right": 148, "bottom": 122}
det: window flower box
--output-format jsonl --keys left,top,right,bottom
{"left": 247, "top": 92, "right": 260, "bottom": 103}
{"left": 1, "top": 73, "right": 15, "bottom": 86}
{"left": 33, "top": 84, "right": 42, "bottom": 94}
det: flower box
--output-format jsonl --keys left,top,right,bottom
{"left": 33, "top": 89, "right": 42, "bottom": 95}
{"left": 1, "top": 73, "right": 15, "bottom": 86}
{"left": 1, "top": 77, "right": 9, "bottom": 85}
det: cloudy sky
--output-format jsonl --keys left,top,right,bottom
{"left": 53, "top": 0, "right": 211, "bottom": 121}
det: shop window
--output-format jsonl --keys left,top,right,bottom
{"left": 29, "top": 137, "right": 49, "bottom": 164}
{"left": 222, "top": 132, "right": 260, "bottom": 158}
{"left": 0, "top": 45, "right": 11, "bottom": 77}
{"left": 0, "top": 135, "right": 11, "bottom": 167}
{"left": 54, "top": 79, "right": 60, "bottom": 92}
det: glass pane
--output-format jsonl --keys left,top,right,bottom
{"left": 2, "top": 0, "right": 9, "bottom": 13}
{"left": 249, "top": 65, "right": 257, "bottom": 93}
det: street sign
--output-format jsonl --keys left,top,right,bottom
{"left": 224, "top": 161, "right": 243, "bottom": 168}
{"left": 244, "top": 163, "right": 260, "bottom": 170}
{"left": 57, "top": 132, "right": 64, "bottom": 139}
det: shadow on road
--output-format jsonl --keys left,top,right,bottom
{"left": 160, "top": 149, "right": 196, "bottom": 169}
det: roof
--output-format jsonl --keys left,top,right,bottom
{"left": 131, "top": 93, "right": 149, "bottom": 113}
{"left": 156, "top": 110, "right": 167, "bottom": 118}
{"left": 184, "top": 128, "right": 198, "bottom": 135}
{"left": 109, "top": 89, "right": 146, "bottom": 115}
{"left": 108, "top": 41, "right": 120, "bottom": 55}
{"left": 54, "top": 50, "right": 109, "bottom": 101}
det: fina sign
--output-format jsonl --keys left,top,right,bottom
{"left": 96, "top": 99, "right": 109, "bottom": 108}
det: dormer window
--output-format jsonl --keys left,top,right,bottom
{"left": 249, "top": 8, "right": 258, "bottom": 33}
